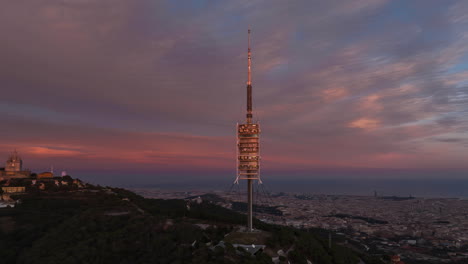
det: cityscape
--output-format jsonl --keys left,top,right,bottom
{"left": 132, "top": 188, "right": 468, "bottom": 263}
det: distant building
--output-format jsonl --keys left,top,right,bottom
{"left": 0, "top": 151, "right": 31, "bottom": 180}
{"left": 391, "top": 255, "right": 405, "bottom": 264}
{"left": 37, "top": 172, "right": 54, "bottom": 179}
{"left": 5, "top": 150, "right": 22, "bottom": 172}
{"left": 2, "top": 186, "right": 26, "bottom": 193}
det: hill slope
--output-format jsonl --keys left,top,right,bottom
{"left": 0, "top": 186, "right": 379, "bottom": 264}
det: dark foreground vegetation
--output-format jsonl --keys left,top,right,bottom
{"left": 0, "top": 185, "right": 382, "bottom": 264}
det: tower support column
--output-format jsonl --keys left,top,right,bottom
{"left": 247, "top": 178, "right": 253, "bottom": 231}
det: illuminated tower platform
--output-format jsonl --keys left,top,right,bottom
{"left": 234, "top": 29, "right": 261, "bottom": 232}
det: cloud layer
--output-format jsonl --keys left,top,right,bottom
{"left": 1, "top": 0, "right": 468, "bottom": 179}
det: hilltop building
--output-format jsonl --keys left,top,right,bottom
{"left": 0, "top": 151, "right": 31, "bottom": 180}
{"left": 2, "top": 186, "right": 26, "bottom": 194}
{"left": 37, "top": 172, "right": 54, "bottom": 179}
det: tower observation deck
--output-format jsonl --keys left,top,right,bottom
{"left": 234, "top": 29, "right": 261, "bottom": 232}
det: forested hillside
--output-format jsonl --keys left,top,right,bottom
{"left": 0, "top": 186, "right": 380, "bottom": 264}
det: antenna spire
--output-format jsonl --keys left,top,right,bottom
{"left": 247, "top": 29, "right": 251, "bottom": 86}
{"left": 246, "top": 29, "right": 253, "bottom": 123}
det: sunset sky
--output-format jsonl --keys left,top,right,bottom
{"left": 1, "top": 0, "right": 468, "bottom": 183}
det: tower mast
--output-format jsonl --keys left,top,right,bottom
{"left": 246, "top": 29, "right": 253, "bottom": 124}
{"left": 235, "top": 29, "right": 260, "bottom": 232}
{"left": 246, "top": 29, "right": 253, "bottom": 231}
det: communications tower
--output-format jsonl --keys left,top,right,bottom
{"left": 234, "top": 29, "right": 261, "bottom": 232}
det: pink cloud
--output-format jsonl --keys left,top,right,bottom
{"left": 26, "top": 146, "right": 83, "bottom": 157}
{"left": 348, "top": 118, "right": 380, "bottom": 130}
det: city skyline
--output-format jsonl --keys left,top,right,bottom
{"left": 1, "top": 1, "right": 468, "bottom": 182}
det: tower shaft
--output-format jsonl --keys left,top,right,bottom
{"left": 246, "top": 29, "right": 253, "bottom": 231}
{"left": 247, "top": 179, "right": 253, "bottom": 231}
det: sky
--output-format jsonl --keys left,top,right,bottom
{"left": 1, "top": 0, "right": 468, "bottom": 184}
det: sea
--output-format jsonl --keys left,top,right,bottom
{"left": 76, "top": 172, "right": 468, "bottom": 199}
